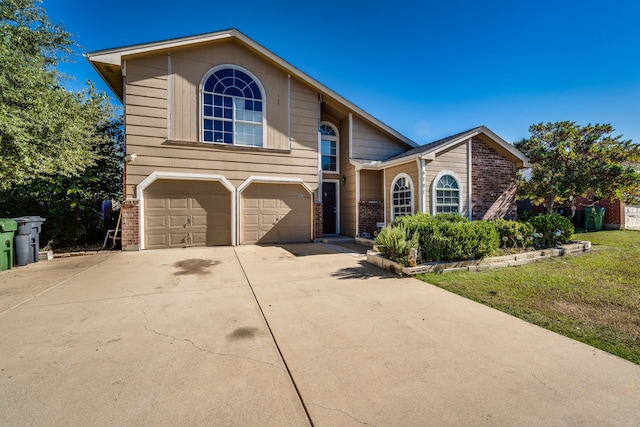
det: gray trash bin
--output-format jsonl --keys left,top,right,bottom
{"left": 13, "top": 216, "right": 46, "bottom": 266}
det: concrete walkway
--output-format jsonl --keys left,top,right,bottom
{"left": 1, "top": 244, "right": 639, "bottom": 426}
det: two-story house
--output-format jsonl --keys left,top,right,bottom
{"left": 87, "top": 29, "right": 530, "bottom": 250}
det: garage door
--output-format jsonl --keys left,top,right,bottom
{"left": 144, "top": 180, "right": 231, "bottom": 249}
{"left": 241, "top": 183, "right": 311, "bottom": 244}
{"left": 626, "top": 205, "right": 640, "bottom": 230}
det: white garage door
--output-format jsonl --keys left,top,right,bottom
{"left": 241, "top": 183, "right": 311, "bottom": 244}
{"left": 144, "top": 180, "right": 231, "bottom": 249}
{"left": 625, "top": 205, "right": 640, "bottom": 230}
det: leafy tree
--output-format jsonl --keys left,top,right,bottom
{"left": 0, "top": 0, "right": 117, "bottom": 190}
{"left": 515, "top": 121, "right": 640, "bottom": 213}
{"left": 0, "top": 0, "right": 123, "bottom": 247}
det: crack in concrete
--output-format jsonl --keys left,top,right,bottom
{"left": 533, "top": 373, "right": 547, "bottom": 386}
{"left": 307, "top": 403, "right": 377, "bottom": 426}
{"left": 132, "top": 292, "right": 284, "bottom": 372}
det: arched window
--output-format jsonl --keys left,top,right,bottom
{"left": 435, "top": 174, "right": 460, "bottom": 213}
{"left": 201, "top": 66, "right": 264, "bottom": 147}
{"left": 320, "top": 122, "right": 338, "bottom": 172}
{"left": 391, "top": 174, "right": 413, "bottom": 220}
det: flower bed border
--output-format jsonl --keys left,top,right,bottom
{"left": 366, "top": 240, "right": 592, "bottom": 275}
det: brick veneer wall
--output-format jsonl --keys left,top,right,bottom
{"left": 358, "top": 201, "right": 384, "bottom": 235}
{"left": 314, "top": 202, "right": 323, "bottom": 239}
{"left": 121, "top": 199, "right": 140, "bottom": 250}
{"left": 574, "top": 195, "right": 625, "bottom": 228}
{"left": 601, "top": 200, "right": 624, "bottom": 228}
{"left": 471, "top": 137, "right": 517, "bottom": 220}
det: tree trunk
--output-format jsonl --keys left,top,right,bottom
{"left": 545, "top": 192, "right": 557, "bottom": 214}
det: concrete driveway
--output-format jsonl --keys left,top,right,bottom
{"left": 1, "top": 244, "right": 639, "bottom": 426}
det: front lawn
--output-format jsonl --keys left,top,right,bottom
{"left": 416, "top": 230, "right": 640, "bottom": 364}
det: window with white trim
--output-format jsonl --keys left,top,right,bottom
{"left": 435, "top": 174, "right": 460, "bottom": 213}
{"left": 320, "top": 123, "right": 338, "bottom": 172}
{"left": 392, "top": 174, "right": 413, "bottom": 219}
{"left": 202, "top": 66, "right": 264, "bottom": 147}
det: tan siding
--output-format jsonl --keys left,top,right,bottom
{"left": 289, "top": 79, "right": 318, "bottom": 154}
{"left": 171, "top": 63, "right": 196, "bottom": 141}
{"left": 360, "top": 170, "right": 382, "bottom": 201}
{"left": 339, "top": 117, "right": 356, "bottom": 236}
{"left": 126, "top": 105, "right": 166, "bottom": 119}
{"left": 126, "top": 73, "right": 167, "bottom": 89}
{"left": 352, "top": 116, "right": 409, "bottom": 161}
{"left": 124, "top": 55, "right": 169, "bottom": 183}
{"left": 425, "top": 142, "right": 469, "bottom": 216}
{"left": 169, "top": 40, "right": 289, "bottom": 149}
{"left": 384, "top": 161, "right": 419, "bottom": 221}
{"left": 125, "top": 85, "right": 167, "bottom": 100}
{"left": 126, "top": 94, "right": 167, "bottom": 109}
{"left": 124, "top": 143, "right": 319, "bottom": 197}
{"left": 127, "top": 54, "right": 167, "bottom": 72}
{"left": 126, "top": 125, "right": 167, "bottom": 139}
{"left": 123, "top": 42, "right": 320, "bottom": 200}
{"left": 125, "top": 115, "right": 167, "bottom": 129}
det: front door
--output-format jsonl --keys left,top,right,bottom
{"left": 322, "top": 182, "right": 337, "bottom": 235}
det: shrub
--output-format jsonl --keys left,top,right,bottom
{"left": 490, "top": 218, "right": 535, "bottom": 249}
{"left": 528, "top": 213, "right": 574, "bottom": 247}
{"left": 433, "top": 213, "right": 470, "bottom": 223}
{"left": 472, "top": 220, "right": 501, "bottom": 257}
{"left": 374, "top": 224, "right": 419, "bottom": 266}
{"left": 395, "top": 213, "right": 499, "bottom": 262}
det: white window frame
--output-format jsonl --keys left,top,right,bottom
{"left": 319, "top": 121, "right": 339, "bottom": 173}
{"left": 432, "top": 170, "right": 463, "bottom": 215}
{"left": 390, "top": 173, "right": 414, "bottom": 220}
{"left": 199, "top": 64, "right": 267, "bottom": 148}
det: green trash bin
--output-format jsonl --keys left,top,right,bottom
{"left": 0, "top": 219, "right": 18, "bottom": 271}
{"left": 584, "top": 207, "right": 606, "bottom": 231}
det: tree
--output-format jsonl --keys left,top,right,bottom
{"left": 515, "top": 121, "right": 640, "bottom": 213}
{"left": 0, "top": 0, "right": 116, "bottom": 190}
{"left": 0, "top": 0, "right": 123, "bottom": 247}
{"left": 0, "top": 112, "right": 123, "bottom": 247}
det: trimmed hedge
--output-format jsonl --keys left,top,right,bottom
{"left": 392, "top": 213, "right": 499, "bottom": 262}
{"left": 374, "top": 213, "right": 575, "bottom": 266}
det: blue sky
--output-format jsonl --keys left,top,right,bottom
{"left": 45, "top": 0, "right": 640, "bottom": 145}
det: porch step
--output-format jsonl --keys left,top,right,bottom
{"left": 320, "top": 236, "right": 355, "bottom": 244}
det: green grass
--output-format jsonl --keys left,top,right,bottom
{"left": 416, "top": 230, "right": 640, "bottom": 364}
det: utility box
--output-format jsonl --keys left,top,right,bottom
{"left": 584, "top": 207, "right": 605, "bottom": 231}
{"left": 0, "top": 219, "right": 18, "bottom": 271}
{"left": 13, "top": 216, "right": 46, "bottom": 266}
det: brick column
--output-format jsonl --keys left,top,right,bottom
{"left": 314, "top": 202, "right": 323, "bottom": 240}
{"left": 358, "top": 200, "right": 384, "bottom": 235}
{"left": 121, "top": 199, "right": 140, "bottom": 251}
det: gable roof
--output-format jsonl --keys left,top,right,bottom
{"left": 85, "top": 28, "right": 418, "bottom": 149}
{"left": 351, "top": 126, "right": 531, "bottom": 169}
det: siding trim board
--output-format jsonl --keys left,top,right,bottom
{"left": 288, "top": 74, "right": 291, "bottom": 148}
{"left": 167, "top": 53, "right": 172, "bottom": 140}
{"left": 136, "top": 171, "right": 237, "bottom": 249}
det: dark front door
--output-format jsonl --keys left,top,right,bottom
{"left": 322, "top": 182, "right": 337, "bottom": 235}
